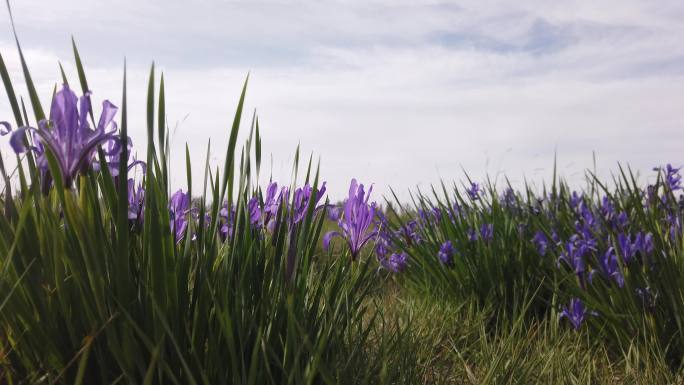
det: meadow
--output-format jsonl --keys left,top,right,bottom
{"left": 2, "top": 30, "right": 684, "bottom": 385}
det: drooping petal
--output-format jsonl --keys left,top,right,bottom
{"left": 323, "top": 231, "right": 342, "bottom": 251}
{"left": 97, "top": 100, "right": 119, "bottom": 133}
{"left": 9, "top": 127, "right": 30, "bottom": 153}
{"left": 0, "top": 121, "right": 10, "bottom": 136}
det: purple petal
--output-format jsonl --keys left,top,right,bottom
{"left": 323, "top": 231, "right": 341, "bottom": 251}
{"left": 9, "top": 127, "right": 30, "bottom": 153}
{"left": 0, "top": 121, "right": 10, "bottom": 136}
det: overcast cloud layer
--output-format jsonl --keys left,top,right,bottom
{"left": 1, "top": 1, "right": 683, "bottom": 201}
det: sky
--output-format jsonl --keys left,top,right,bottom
{"left": 1, "top": 1, "right": 683, "bottom": 202}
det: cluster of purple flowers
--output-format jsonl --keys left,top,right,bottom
{"left": 4, "top": 85, "right": 121, "bottom": 187}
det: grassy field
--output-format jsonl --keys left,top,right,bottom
{"left": 2, "top": 32, "right": 684, "bottom": 384}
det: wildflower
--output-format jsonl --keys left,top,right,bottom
{"left": 501, "top": 187, "right": 517, "bottom": 209}
{"left": 560, "top": 298, "right": 595, "bottom": 330}
{"left": 438, "top": 240, "right": 455, "bottom": 267}
{"left": 397, "top": 220, "right": 421, "bottom": 245}
{"left": 94, "top": 135, "right": 145, "bottom": 178}
{"left": 616, "top": 233, "right": 635, "bottom": 263}
{"left": 569, "top": 191, "right": 583, "bottom": 211}
{"left": 323, "top": 179, "right": 378, "bottom": 261}
{"left": 380, "top": 252, "right": 408, "bottom": 273}
{"left": 327, "top": 204, "right": 342, "bottom": 222}
{"left": 600, "top": 196, "right": 616, "bottom": 222}
{"left": 127, "top": 178, "right": 145, "bottom": 223}
{"left": 467, "top": 227, "right": 478, "bottom": 242}
{"left": 655, "top": 164, "right": 682, "bottom": 191}
{"left": 169, "top": 189, "right": 191, "bottom": 242}
{"left": 532, "top": 231, "right": 549, "bottom": 256}
{"left": 590, "top": 247, "right": 624, "bottom": 287}
{"left": 219, "top": 203, "right": 236, "bottom": 241}
{"left": 480, "top": 223, "right": 493, "bottom": 242}
{"left": 291, "top": 182, "right": 326, "bottom": 224}
{"left": 9, "top": 84, "right": 119, "bottom": 187}
{"left": 616, "top": 211, "right": 629, "bottom": 229}
{"left": 466, "top": 182, "right": 480, "bottom": 200}
{"left": 633, "top": 232, "right": 654, "bottom": 256}
{"left": 558, "top": 235, "right": 595, "bottom": 286}
{"left": 247, "top": 196, "right": 261, "bottom": 225}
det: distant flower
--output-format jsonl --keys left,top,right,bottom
{"left": 500, "top": 187, "right": 517, "bottom": 209}
{"left": 633, "top": 232, "right": 654, "bottom": 257}
{"left": 327, "top": 204, "right": 342, "bottom": 222}
{"left": 93, "top": 135, "right": 145, "bottom": 178}
{"left": 480, "top": 223, "right": 493, "bottom": 242}
{"left": 169, "top": 189, "right": 191, "bottom": 243}
{"left": 381, "top": 252, "right": 408, "bottom": 273}
{"left": 532, "top": 231, "right": 549, "bottom": 256}
{"left": 590, "top": 247, "right": 624, "bottom": 288}
{"left": 127, "top": 178, "right": 144, "bottom": 224}
{"left": 438, "top": 240, "right": 455, "bottom": 266}
{"left": 600, "top": 196, "right": 616, "bottom": 222}
{"left": 323, "top": 179, "right": 378, "bottom": 261}
{"left": 558, "top": 234, "right": 595, "bottom": 287}
{"left": 616, "top": 233, "right": 635, "bottom": 263}
{"left": 655, "top": 164, "right": 682, "bottom": 191}
{"left": 616, "top": 211, "right": 629, "bottom": 229}
{"left": 569, "top": 191, "right": 583, "bottom": 211}
{"left": 397, "top": 220, "right": 421, "bottom": 245}
{"left": 291, "top": 182, "right": 326, "bottom": 224}
{"left": 219, "top": 203, "right": 236, "bottom": 241}
{"left": 467, "top": 227, "right": 478, "bottom": 242}
{"left": 466, "top": 182, "right": 480, "bottom": 200}
{"left": 560, "top": 298, "right": 595, "bottom": 330}
{"left": 247, "top": 196, "right": 261, "bottom": 225}
{"left": 9, "top": 84, "right": 119, "bottom": 187}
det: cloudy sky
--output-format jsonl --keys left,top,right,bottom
{"left": 1, "top": 1, "right": 683, "bottom": 201}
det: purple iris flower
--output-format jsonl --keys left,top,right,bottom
{"left": 616, "top": 211, "right": 629, "bottom": 229}
{"left": 590, "top": 247, "right": 624, "bottom": 287}
{"left": 466, "top": 182, "right": 480, "bottom": 200}
{"left": 374, "top": 212, "right": 393, "bottom": 259}
{"left": 169, "top": 189, "right": 191, "bottom": 243}
{"left": 467, "top": 228, "right": 478, "bottom": 242}
{"left": 92, "top": 135, "right": 145, "bottom": 179}
{"left": 380, "top": 252, "right": 408, "bottom": 273}
{"left": 560, "top": 298, "right": 595, "bottom": 330}
{"left": 558, "top": 235, "right": 594, "bottom": 286}
{"left": 262, "top": 182, "right": 289, "bottom": 232}
{"left": 397, "top": 220, "right": 421, "bottom": 246}
{"left": 291, "top": 182, "right": 326, "bottom": 224}
{"left": 9, "top": 84, "right": 119, "bottom": 187}
{"left": 600, "top": 196, "right": 616, "bottom": 222}
{"left": 633, "top": 232, "right": 654, "bottom": 257}
{"left": 569, "top": 191, "right": 583, "bottom": 211}
{"left": 617, "top": 233, "right": 653, "bottom": 263}
{"left": 655, "top": 164, "right": 682, "bottom": 191}
{"left": 480, "top": 223, "right": 493, "bottom": 242}
{"left": 501, "top": 188, "right": 517, "bottom": 209}
{"left": 532, "top": 231, "right": 549, "bottom": 256}
{"left": 127, "top": 178, "right": 145, "bottom": 223}
{"left": 219, "top": 203, "right": 236, "bottom": 241}
{"left": 438, "top": 240, "right": 455, "bottom": 267}
{"left": 327, "top": 204, "right": 342, "bottom": 222}
{"left": 247, "top": 196, "right": 261, "bottom": 225}
{"left": 323, "top": 179, "right": 378, "bottom": 261}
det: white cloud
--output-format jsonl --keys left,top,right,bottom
{"left": 1, "top": 1, "right": 683, "bottom": 201}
